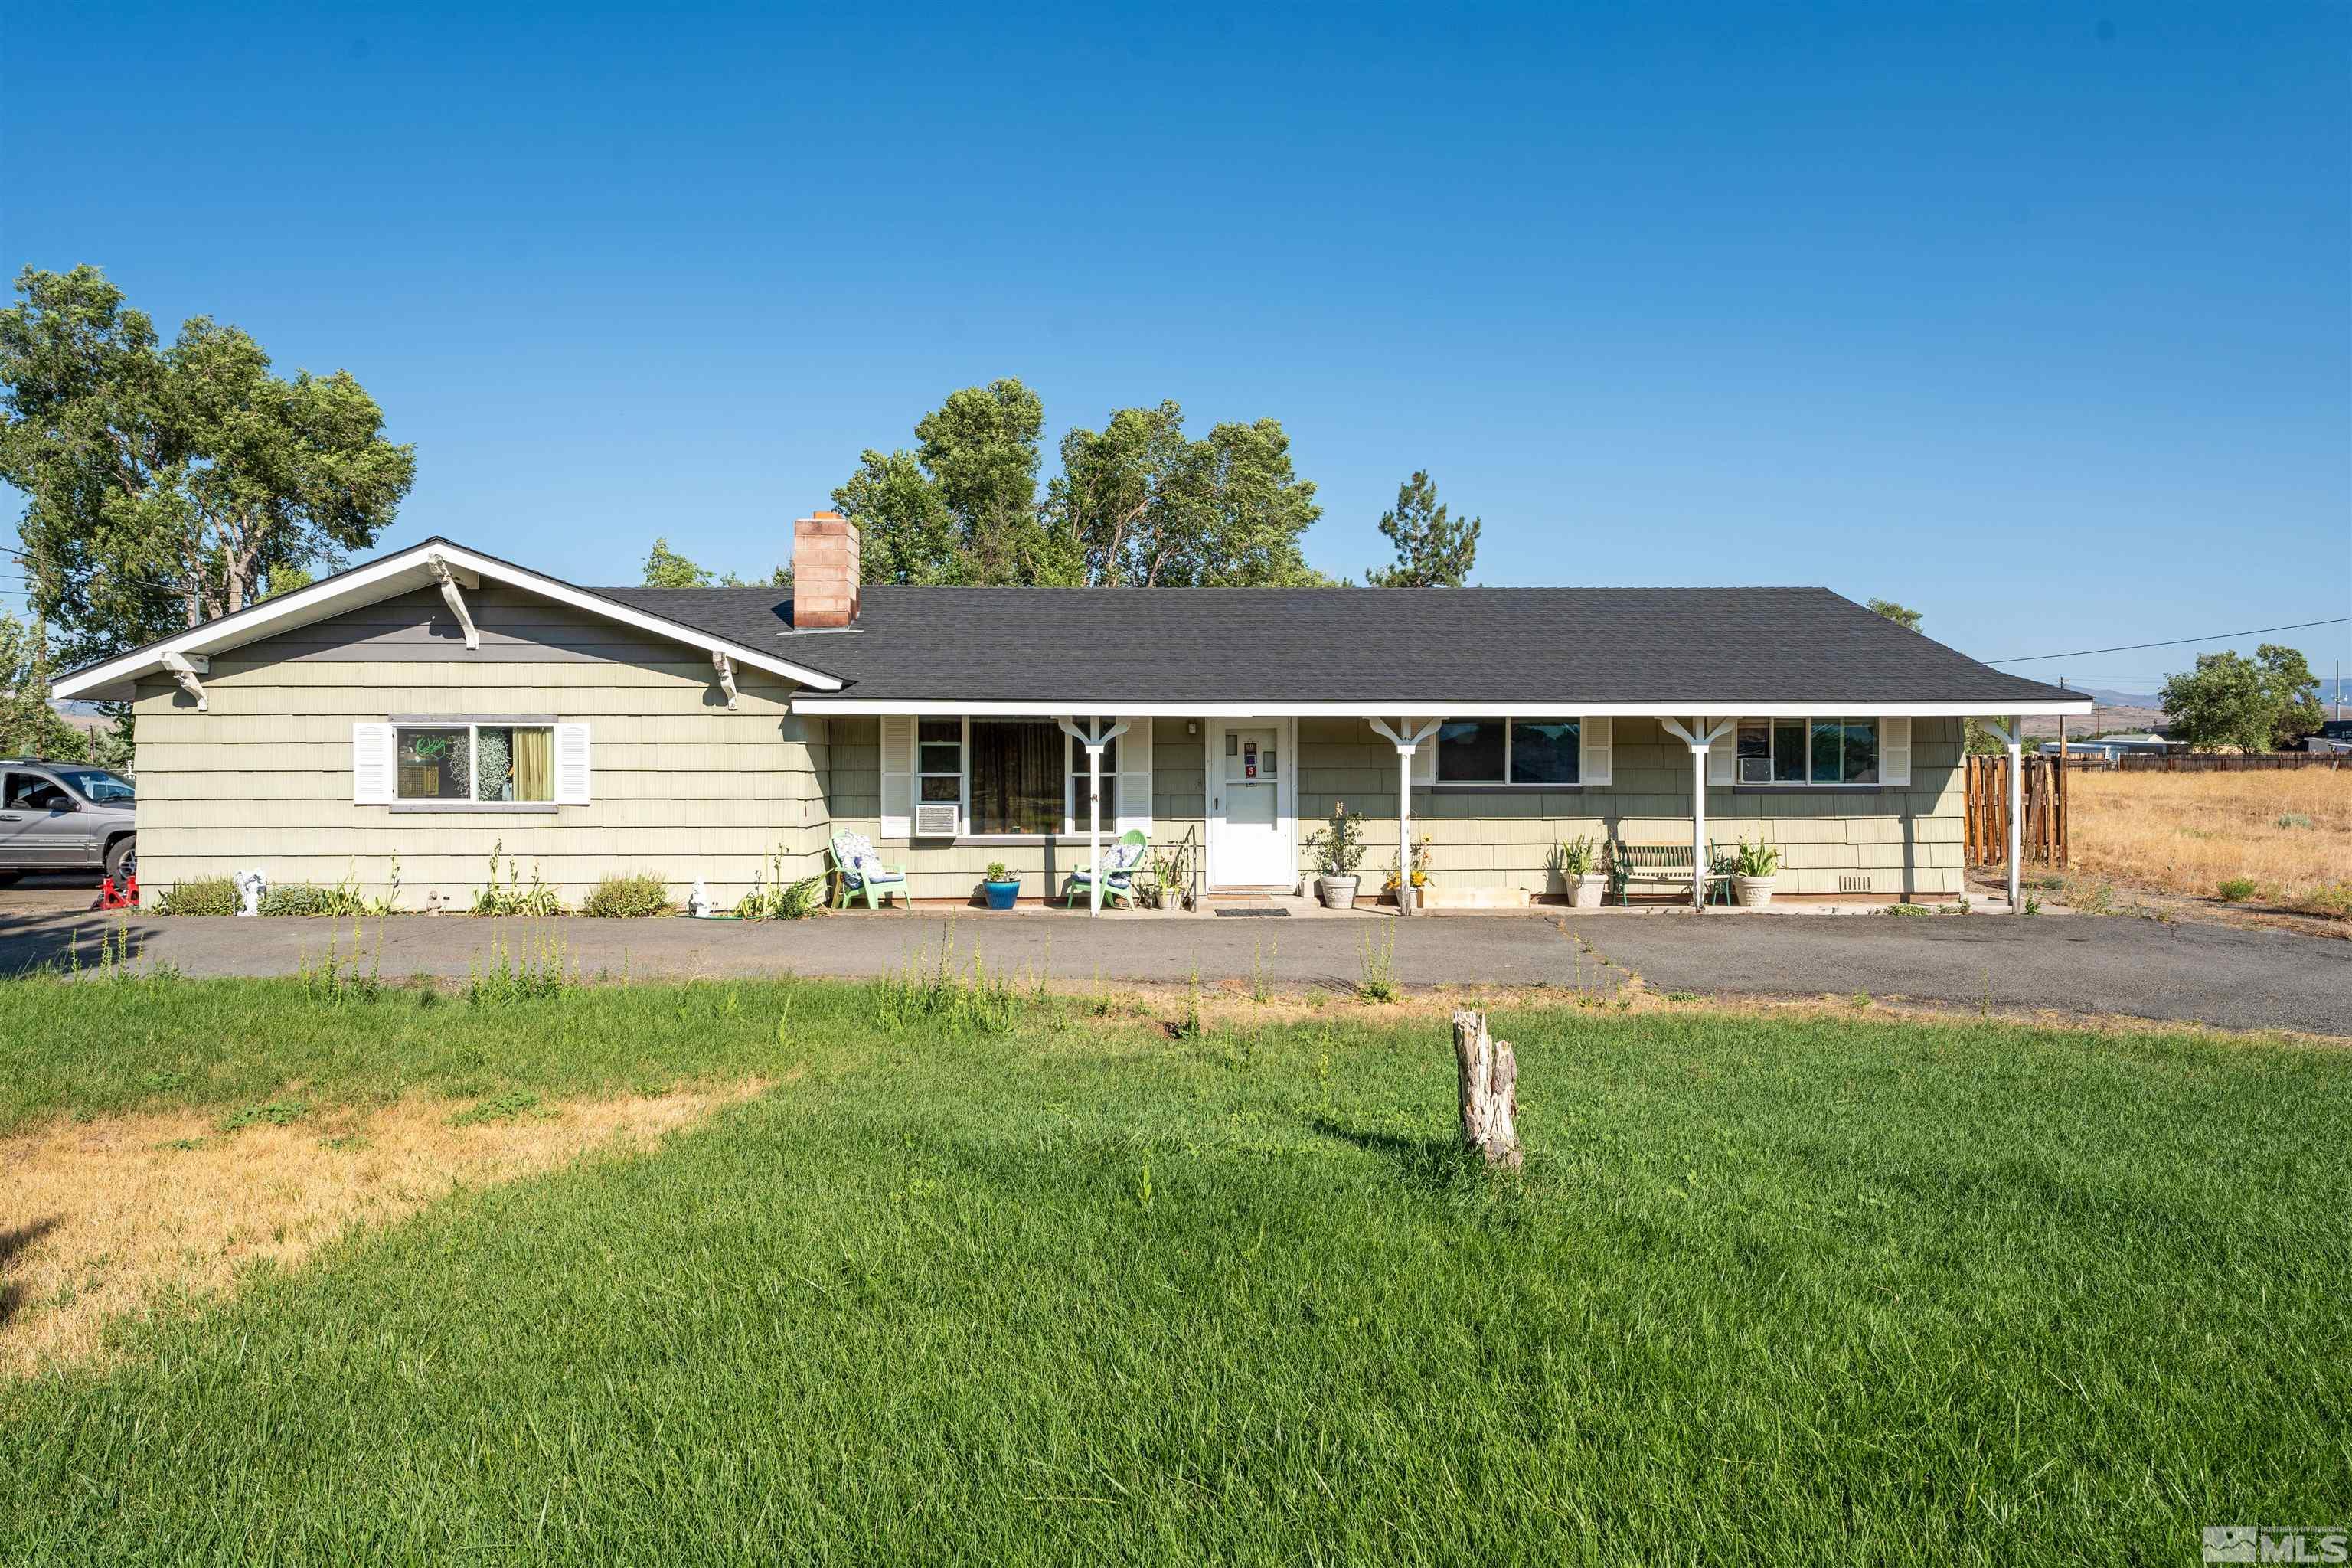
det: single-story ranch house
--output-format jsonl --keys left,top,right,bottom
{"left": 54, "top": 511, "right": 2089, "bottom": 912}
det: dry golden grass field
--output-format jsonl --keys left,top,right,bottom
{"left": 2068, "top": 767, "right": 2352, "bottom": 913}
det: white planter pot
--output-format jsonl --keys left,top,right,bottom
{"left": 1735, "top": 874, "right": 1776, "bottom": 909}
{"left": 1563, "top": 872, "right": 1605, "bottom": 906}
{"left": 1316, "top": 875, "right": 1359, "bottom": 910}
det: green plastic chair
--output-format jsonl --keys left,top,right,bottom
{"left": 828, "top": 831, "right": 909, "bottom": 910}
{"left": 1065, "top": 830, "right": 1148, "bottom": 910}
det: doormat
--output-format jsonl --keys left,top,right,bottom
{"left": 1213, "top": 907, "right": 1291, "bottom": 917}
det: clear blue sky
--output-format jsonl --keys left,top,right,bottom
{"left": 5, "top": 2, "right": 2347, "bottom": 698}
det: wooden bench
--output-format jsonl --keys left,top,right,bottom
{"left": 1606, "top": 841, "right": 1735, "bottom": 905}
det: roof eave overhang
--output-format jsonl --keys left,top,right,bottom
{"left": 789, "top": 698, "right": 2096, "bottom": 717}
{"left": 51, "top": 540, "right": 846, "bottom": 702}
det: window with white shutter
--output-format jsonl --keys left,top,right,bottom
{"left": 1880, "top": 716, "right": 1912, "bottom": 786}
{"left": 1580, "top": 717, "right": 1613, "bottom": 786}
{"left": 1113, "top": 718, "right": 1154, "bottom": 835}
{"left": 353, "top": 722, "right": 394, "bottom": 805}
{"left": 879, "top": 716, "right": 915, "bottom": 840}
{"left": 1707, "top": 736, "right": 1736, "bottom": 786}
{"left": 554, "top": 723, "right": 592, "bottom": 805}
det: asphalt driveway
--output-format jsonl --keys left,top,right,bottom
{"left": 5, "top": 897, "right": 2347, "bottom": 1037}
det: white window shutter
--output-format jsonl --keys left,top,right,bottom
{"left": 1581, "top": 717, "right": 1612, "bottom": 786}
{"left": 554, "top": 723, "right": 593, "bottom": 805}
{"left": 1411, "top": 728, "right": 1438, "bottom": 786}
{"left": 1707, "top": 734, "right": 1736, "bottom": 786}
{"left": 353, "top": 722, "right": 394, "bottom": 805}
{"left": 1880, "top": 716, "right": 1912, "bottom": 786}
{"left": 879, "top": 716, "right": 913, "bottom": 841}
{"left": 1114, "top": 717, "right": 1154, "bottom": 835}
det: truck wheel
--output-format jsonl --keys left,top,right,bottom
{"left": 105, "top": 836, "right": 136, "bottom": 884}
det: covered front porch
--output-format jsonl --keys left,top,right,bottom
{"left": 807, "top": 704, "right": 2065, "bottom": 918}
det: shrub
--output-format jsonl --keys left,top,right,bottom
{"left": 1733, "top": 838, "right": 1782, "bottom": 879}
{"left": 260, "top": 884, "right": 364, "bottom": 917}
{"left": 1382, "top": 832, "right": 1431, "bottom": 893}
{"left": 2275, "top": 812, "right": 2314, "bottom": 830}
{"left": 2293, "top": 884, "right": 2352, "bottom": 920}
{"left": 1305, "top": 806, "right": 1366, "bottom": 877}
{"left": 2216, "top": 877, "right": 2259, "bottom": 903}
{"left": 473, "top": 840, "right": 565, "bottom": 917}
{"left": 1558, "top": 836, "right": 1597, "bottom": 877}
{"left": 736, "top": 875, "right": 825, "bottom": 920}
{"left": 733, "top": 842, "right": 826, "bottom": 920}
{"left": 157, "top": 877, "right": 237, "bottom": 916}
{"left": 582, "top": 873, "right": 670, "bottom": 918}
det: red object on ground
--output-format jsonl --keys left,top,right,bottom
{"left": 94, "top": 874, "right": 138, "bottom": 911}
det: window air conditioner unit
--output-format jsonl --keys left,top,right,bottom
{"left": 914, "top": 802, "right": 959, "bottom": 838}
{"left": 1739, "top": 756, "right": 1773, "bottom": 784}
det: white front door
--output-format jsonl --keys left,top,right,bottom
{"left": 1210, "top": 723, "right": 1292, "bottom": 887}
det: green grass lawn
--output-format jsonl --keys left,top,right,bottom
{"left": 2, "top": 970, "right": 2347, "bottom": 1563}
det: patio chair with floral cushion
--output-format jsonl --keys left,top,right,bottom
{"left": 1064, "top": 828, "right": 1148, "bottom": 910}
{"left": 827, "top": 830, "right": 909, "bottom": 910}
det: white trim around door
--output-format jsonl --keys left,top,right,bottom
{"left": 1204, "top": 716, "right": 1297, "bottom": 890}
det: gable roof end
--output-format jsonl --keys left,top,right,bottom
{"left": 47, "top": 537, "right": 848, "bottom": 702}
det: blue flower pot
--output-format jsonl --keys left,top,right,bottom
{"left": 983, "top": 880, "right": 1020, "bottom": 910}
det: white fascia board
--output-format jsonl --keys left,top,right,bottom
{"left": 53, "top": 539, "right": 845, "bottom": 701}
{"left": 792, "top": 697, "right": 2095, "bottom": 717}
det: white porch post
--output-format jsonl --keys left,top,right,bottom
{"left": 1661, "top": 717, "right": 1737, "bottom": 909}
{"left": 1057, "top": 717, "right": 1129, "bottom": 917}
{"left": 1368, "top": 718, "right": 1442, "bottom": 916}
{"left": 1984, "top": 715, "right": 2024, "bottom": 914}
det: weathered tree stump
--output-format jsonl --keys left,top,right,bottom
{"left": 1451, "top": 1008, "right": 1522, "bottom": 1169}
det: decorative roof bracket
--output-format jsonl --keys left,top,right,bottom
{"left": 1367, "top": 717, "right": 1444, "bottom": 754}
{"left": 427, "top": 551, "right": 480, "bottom": 650}
{"left": 160, "top": 650, "right": 209, "bottom": 711}
{"left": 712, "top": 650, "right": 739, "bottom": 710}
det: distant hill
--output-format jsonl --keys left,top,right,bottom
{"left": 2068, "top": 678, "right": 2351, "bottom": 713}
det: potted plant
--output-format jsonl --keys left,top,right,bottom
{"left": 1148, "top": 843, "right": 1188, "bottom": 913}
{"left": 982, "top": 861, "right": 1021, "bottom": 911}
{"left": 1732, "top": 838, "right": 1780, "bottom": 908}
{"left": 1558, "top": 835, "right": 1604, "bottom": 906}
{"left": 1303, "top": 804, "right": 1365, "bottom": 909}
{"left": 1382, "top": 832, "right": 1432, "bottom": 910}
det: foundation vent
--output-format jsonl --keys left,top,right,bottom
{"left": 1839, "top": 874, "right": 1874, "bottom": 894}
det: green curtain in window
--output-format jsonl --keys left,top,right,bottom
{"left": 512, "top": 727, "right": 554, "bottom": 802}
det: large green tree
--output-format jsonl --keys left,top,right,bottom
{"left": 837, "top": 381, "right": 1325, "bottom": 588}
{"left": 1870, "top": 597, "right": 2001, "bottom": 753}
{"left": 2161, "top": 645, "right": 2327, "bottom": 752}
{"left": 1866, "top": 598, "right": 1923, "bottom": 633}
{"left": 642, "top": 537, "right": 789, "bottom": 589}
{"left": 1, "top": 611, "right": 74, "bottom": 756}
{"left": 0, "top": 265, "right": 414, "bottom": 666}
{"left": 832, "top": 379, "right": 1053, "bottom": 585}
{"left": 642, "top": 537, "right": 714, "bottom": 588}
{"left": 1366, "top": 471, "right": 1478, "bottom": 587}
{"left": 1048, "top": 401, "right": 1326, "bottom": 587}
{"left": 0, "top": 610, "right": 121, "bottom": 763}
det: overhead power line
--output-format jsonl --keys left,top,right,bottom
{"left": 1985, "top": 616, "right": 2352, "bottom": 664}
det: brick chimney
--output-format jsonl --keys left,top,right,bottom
{"left": 792, "top": 510, "right": 860, "bottom": 629}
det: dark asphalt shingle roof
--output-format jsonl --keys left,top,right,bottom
{"left": 600, "top": 585, "right": 2073, "bottom": 705}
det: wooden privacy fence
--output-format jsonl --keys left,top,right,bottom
{"left": 2111, "top": 751, "right": 2347, "bottom": 773}
{"left": 1966, "top": 753, "right": 2067, "bottom": 867}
